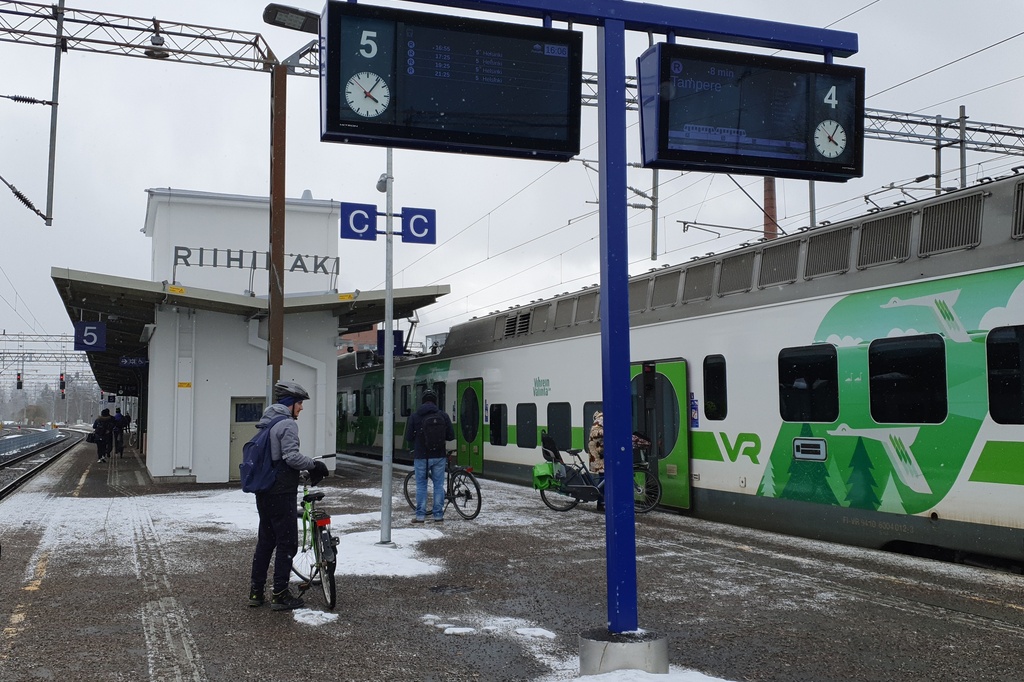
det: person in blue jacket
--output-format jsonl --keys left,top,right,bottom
{"left": 248, "top": 380, "right": 329, "bottom": 611}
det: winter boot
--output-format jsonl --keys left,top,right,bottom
{"left": 271, "top": 588, "right": 304, "bottom": 611}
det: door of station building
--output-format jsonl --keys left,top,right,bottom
{"left": 229, "top": 397, "right": 264, "bottom": 481}
{"left": 456, "top": 378, "right": 484, "bottom": 472}
{"left": 630, "top": 359, "right": 690, "bottom": 509}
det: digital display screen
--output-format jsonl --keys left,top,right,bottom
{"left": 321, "top": 2, "right": 583, "bottom": 161}
{"left": 637, "top": 44, "right": 865, "bottom": 181}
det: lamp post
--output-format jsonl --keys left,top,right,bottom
{"left": 261, "top": 3, "right": 320, "bottom": 396}
{"left": 376, "top": 148, "right": 397, "bottom": 546}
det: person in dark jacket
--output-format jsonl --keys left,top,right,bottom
{"left": 92, "top": 409, "right": 115, "bottom": 463}
{"left": 404, "top": 390, "right": 454, "bottom": 523}
{"left": 248, "top": 380, "right": 330, "bottom": 611}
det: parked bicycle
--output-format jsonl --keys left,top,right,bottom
{"left": 533, "top": 432, "right": 661, "bottom": 513}
{"left": 291, "top": 457, "right": 339, "bottom": 609}
{"left": 402, "top": 449, "right": 482, "bottom": 520}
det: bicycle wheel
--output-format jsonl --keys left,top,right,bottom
{"left": 317, "top": 529, "right": 337, "bottom": 609}
{"left": 291, "top": 536, "right": 316, "bottom": 586}
{"left": 128, "top": 430, "right": 138, "bottom": 447}
{"left": 540, "top": 487, "right": 579, "bottom": 511}
{"left": 633, "top": 469, "right": 662, "bottom": 513}
{"left": 449, "top": 471, "right": 481, "bottom": 520}
{"left": 403, "top": 470, "right": 416, "bottom": 510}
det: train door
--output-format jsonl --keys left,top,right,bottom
{"left": 456, "top": 378, "right": 484, "bottom": 472}
{"left": 630, "top": 359, "right": 690, "bottom": 509}
{"left": 229, "top": 397, "right": 264, "bottom": 481}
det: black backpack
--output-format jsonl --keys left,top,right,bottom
{"left": 421, "top": 412, "right": 448, "bottom": 457}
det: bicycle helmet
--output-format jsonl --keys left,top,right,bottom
{"left": 274, "top": 380, "right": 310, "bottom": 403}
{"left": 421, "top": 390, "right": 438, "bottom": 404}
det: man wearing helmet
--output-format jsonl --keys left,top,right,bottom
{"left": 248, "top": 380, "right": 330, "bottom": 611}
{"left": 405, "top": 389, "right": 454, "bottom": 523}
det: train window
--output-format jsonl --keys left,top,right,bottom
{"left": 400, "top": 385, "right": 411, "bottom": 417}
{"left": 987, "top": 325, "right": 1024, "bottom": 424}
{"left": 490, "top": 404, "right": 508, "bottom": 445}
{"left": 583, "top": 401, "right": 603, "bottom": 434}
{"left": 778, "top": 345, "right": 839, "bottom": 422}
{"left": 547, "top": 402, "right": 572, "bottom": 451}
{"left": 868, "top": 334, "right": 947, "bottom": 424}
{"left": 517, "top": 404, "right": 537, "bottom": 448}
{"left": 704, "top": 355, "right": 728, "bottom": 420}
{"left": 433, "top": 382, "right": 447, "bottom": 413}
{"left": 631, "top": 369, "right": 680, "bottom": 459}
{"left": 459, "top": 387, "right": 479, "bottom": 442}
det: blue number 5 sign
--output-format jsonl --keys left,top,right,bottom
{"left": 74, "top": 321, "right": 106, "bottom": 351}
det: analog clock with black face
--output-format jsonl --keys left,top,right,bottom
{"left": 813, "top": 119, "right": 847, "bottom": 159}
{"left": 344, "top": 71, "right": 391, "bottom": 118}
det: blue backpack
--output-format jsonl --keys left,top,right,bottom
{"left": 239, "top": 415, "right": 289, "bottom": 493}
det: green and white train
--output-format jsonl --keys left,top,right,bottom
{"left": 338, "top": 171, "right": 1024, "bottom": 564}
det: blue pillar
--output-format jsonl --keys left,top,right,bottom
{"left": 597, "top": 18, "right": 638, "bottom": 633}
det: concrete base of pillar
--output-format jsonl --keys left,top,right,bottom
{"left": 578, "top": 628, "right": 668, "bottom": 676}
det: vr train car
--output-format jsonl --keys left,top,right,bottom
{"left": 338, "top": 172, "right": 1024, "bottom": 564}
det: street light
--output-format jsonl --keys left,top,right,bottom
{"left": 262, "top": 3, "right": 319, "bottom": 397}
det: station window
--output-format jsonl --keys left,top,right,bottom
{"left": 517, "top": 403, "right": 537, "bottom": 448}
{"left": 869, "top": 334, "right": 946, "bottom": 424}
{"left": 988, "top": 325, "right": 1024, "bottom": 424}
{"left": 547, "top": 402, "right": 572, "bottom": 451}
{"left": 703, "top": 355, "right": 728, "bottom": 421}
{"left": 400, "top": 385, "right": 411, "bottom": 417}
{"left": 778, "top": 345, "right": 838, "bottom": 423}
{"left": 490, "top": 403, "right": 508, "bottom": 445}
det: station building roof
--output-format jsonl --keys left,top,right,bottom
{"left": 51, "top": 267, "right": 449, "bottom": 393}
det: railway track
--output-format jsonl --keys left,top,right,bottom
{"left": 0, "top": 431, "right": 83, "bottom": 502}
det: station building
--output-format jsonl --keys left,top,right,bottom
{"left": 52, "top": 188, "right": 447, "bottom": 483}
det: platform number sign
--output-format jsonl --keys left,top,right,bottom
{"left": 74, "top": 321, "right": 106, "bottom": 352}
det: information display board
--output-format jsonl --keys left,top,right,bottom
{"left": 321, "top": 2, "right": 583, "bottom": 161}
{"left": 637, "top": 43, "right": 864, "bottom": 181}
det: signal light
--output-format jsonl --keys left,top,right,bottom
{"left": 16, "top": 372, "right": 22, "bottom": 390}
{"left": 60, "top": 372, "right": 66, "bottom": 390}
{"left": 61, "top": 389, "right": 66, "bottom": 400}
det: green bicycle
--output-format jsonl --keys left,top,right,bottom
{"left": 290, "top": 458, "right": 338, "bottom": 609}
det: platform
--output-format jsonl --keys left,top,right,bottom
{"left": 0, "top": 443, "right": 1021, "bottom": 681}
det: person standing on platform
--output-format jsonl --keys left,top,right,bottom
{"left": 92, "top": 408, "right": 115, "bottom": 463}
{"left": 405, "top": 390, "right": 454, "bottom": 524}
{"left": 587, "top": 411, "right": 605, "bottom": 511}
{"left": 248, "top": 380, "right": 329, "bottom": 611}
{"left": 112, "top": 407, "right": 126, "bottom": 458}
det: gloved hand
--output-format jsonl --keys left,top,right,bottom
{"left": 310, "top": 460, "right": 330, "bottom": 485}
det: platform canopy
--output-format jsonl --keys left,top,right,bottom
{"left": 51, "top": 267, "right": 448, "bottom": 392}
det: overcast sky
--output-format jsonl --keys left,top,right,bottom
{"left": 3, "top": 0, "right": 1024, "bottom": 369}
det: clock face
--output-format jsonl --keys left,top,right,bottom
{"left": 344, "top": 71, "right": 391, "bottom": 118}
{"left": 814, "top": 119, "right": 847, "bottom": 159}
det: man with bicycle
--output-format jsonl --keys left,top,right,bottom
{"left": 248, "top": 380, "right": 330, "bottom": 611}
{"left": 405, "top": 390, "right": 454, "bottom": 523}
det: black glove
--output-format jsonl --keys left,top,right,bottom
{"left": 310, "top": 460, "right": 329, "bottom": 485}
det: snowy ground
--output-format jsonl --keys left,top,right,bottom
{"left": 162, "top": 483, "right": 733, "bottom": 682}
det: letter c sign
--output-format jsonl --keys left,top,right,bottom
{"left": 401, "top": 208, "right": 436, "bottom": 245}
{"left": 340, "top": 202, "right": 379, "bottom": 241}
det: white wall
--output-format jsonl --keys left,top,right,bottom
{"left": 141, "top": 189, "right": 340, "bottom": 483}
{"left": 143, "top": 188, "right": 341, "bottom": 297}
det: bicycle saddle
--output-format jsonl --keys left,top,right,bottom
{"left": 303, "top": 491, "right": 325, "bottom": 503}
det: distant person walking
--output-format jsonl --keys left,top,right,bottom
{"left": 112, "top": 407, "right": 126, "bottom": 457}
{"left": 92, "top": 409, "right": 115, "bottom": 463}
{"left": 248, "top": 380, "right": 329, "bottom": 611}
{"left": 405, "top": 390, "right": 454, "bottom": 523}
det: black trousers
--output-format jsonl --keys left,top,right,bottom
{"left": 249, "top": 492, "right": 298, "bottom": 594}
